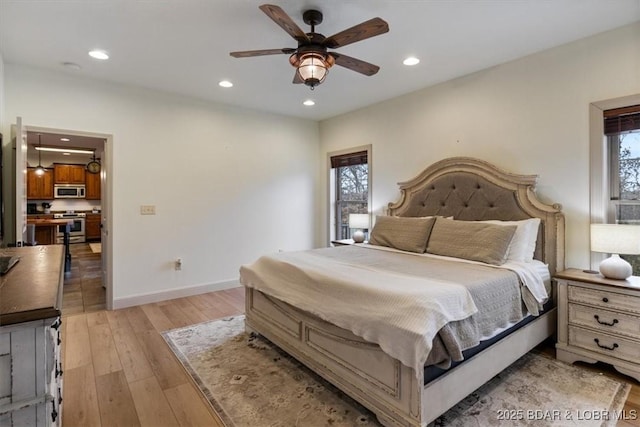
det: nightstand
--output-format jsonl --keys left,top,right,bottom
{"left": 331, "top": 239, "right": 356, "bottom": 246}
{"left": 555, "top": 268, "right": 640, "bottom": 382}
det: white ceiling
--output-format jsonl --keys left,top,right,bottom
{"left": 1, "top": 0, "right": 639, "bottom": 121}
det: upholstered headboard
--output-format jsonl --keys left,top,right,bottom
{"left": 387, "top": 157, "right": 565, "bottom": 275}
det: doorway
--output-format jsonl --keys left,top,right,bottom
{"left": 18, "top": 122, "right": 113, "bottom": 311}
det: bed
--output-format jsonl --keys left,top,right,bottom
{"left": 240, "top": 157, "right": 565, "bottom": 427}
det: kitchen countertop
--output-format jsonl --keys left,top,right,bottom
{"left": 0, "top": 246, "right": 65, "bottom": 326}
{"left": 27, "top": 218, "right": 73, "bottom": 225}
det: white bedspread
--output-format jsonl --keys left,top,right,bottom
{"left": 240, "top": 250, "right": 479, "bottom": 376}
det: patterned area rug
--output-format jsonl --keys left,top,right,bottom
{"left": 163, "top": 316, "right": 631, "bottom": 427}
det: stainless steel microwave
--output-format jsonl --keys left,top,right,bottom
{"left": 54, "top": 184, "right": 86, "bottom": 198}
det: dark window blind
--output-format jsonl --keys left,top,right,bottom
{"left": 330, "top": 151, "right": 367, "bottom": 168}
{"left": 604, "top": 105, "right": 640, "bottom": 135}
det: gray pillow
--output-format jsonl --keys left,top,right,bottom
{"left": 368, "top": 216, "right": 436, "bottom": 253}
{"left": 426, "top": 217, "right": 517, "bottom": 265}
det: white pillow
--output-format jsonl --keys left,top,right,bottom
{"left": 478, "top": 218, "right": 540, "bottom": 262}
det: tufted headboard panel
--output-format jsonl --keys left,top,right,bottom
{"left": 387, "top": 157, "right": 565, "bottom": 275}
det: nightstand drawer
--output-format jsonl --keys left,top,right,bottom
{"left": 568, "top": 303, "right": 640, "bottom": 340}
{"left": 568, "top": 325, "right": 640, "bottom": 364}
{"left": 568, "top": 284, "right": 640, "bottom": 315}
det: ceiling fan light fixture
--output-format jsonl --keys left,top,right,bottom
{"left": 291, "top": 52, "right": 334, "bottom": 89}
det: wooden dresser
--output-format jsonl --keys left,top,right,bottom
{"left": 555, "top": 268, "right": 640, "bottom": 382}
{"left": 0, "top": 246, "right": 65, "bottom": 426}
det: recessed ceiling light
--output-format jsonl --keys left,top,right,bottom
{"left": 60, "top": 138, "right": 70, "bottom": 142}
{"left": 303, "top": 100, "right": 315, "bottom": 106}
{"left": 403, "top": 57, "right": 420, "bottom": 66}
{"left": 219, "top": 80, "right": 233, "bottom": 88}
{"left": 62, "top": 152, "right": 71, "bottom": 156}
{"left": 88, "top": 50, "right": 109, "bottom": 60}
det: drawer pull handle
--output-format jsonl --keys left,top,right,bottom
{"left": 602, "top": 297, "right": 609, "bottom": 303}
{"left": 594, "top": 315, "right": 618, "bottom": 326}
{"left": 594, "top": 338, "right": 618, "bottom": 351}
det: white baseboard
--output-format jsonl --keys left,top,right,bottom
{"left": 112, "top": 279, "right": 240, "bottom": 310}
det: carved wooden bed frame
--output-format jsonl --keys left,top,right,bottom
{"left": 245, "top": 157, "right": 565, "bottom": 427}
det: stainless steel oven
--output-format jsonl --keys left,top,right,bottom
{"left": 54, "top": 212, "right": 86, "bottom": 244}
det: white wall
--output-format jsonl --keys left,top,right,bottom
{"left": 4, "top": 65, "right": 319, "bottom": 306}
{"left": 319, "top": 22, "right": 640, "bottom": 270}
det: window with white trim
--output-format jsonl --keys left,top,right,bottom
{"left": 329, "top": 150, "right": 369, "bottom": 240}
{"left": 605, "top": 105, "right": 640, "bottom": 273}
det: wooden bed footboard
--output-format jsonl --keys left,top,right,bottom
{"left": 245, "top": 288, "right": 557, "bottom": 427}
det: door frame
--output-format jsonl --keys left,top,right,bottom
{"left": 23, "top": 124, "right": 114, "bottom": 310}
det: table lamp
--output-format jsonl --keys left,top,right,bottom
{"left": 349, "top": 214, "right": 369, "bottom": 243}
{"left": 590, "top": 224, "right": 640, "bottom": 280}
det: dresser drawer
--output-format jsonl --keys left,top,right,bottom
{"left": 568, "top": 284, "right": 640, "bottom": 315}
{"left": 568, "top": 303, "right": 640, "bottom": 340}
{"left": 568, "top": 325, "right": 640, "bottom": 364}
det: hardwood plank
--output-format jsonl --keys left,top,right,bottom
{"left": 184, "top": 295, "right": 212, "bottom": 312}
{"left": 140, "top": 303, "right": 175, "bottom": 332}
{"left": 111, "top": 324, "right": 154, "bottom": 383}
{"left": 106, "top": 308, "right": 132, "bottom": 331}
{"left": 159, "top": 303, "right": 195, "bottom": 329}
{"left": 170, "top": 298, "right": 210, "bottom": 325}
{"left": 62, "top": 364, "right": 101, "bottom": 427}
{"left": 129, "top": 376, "right": 179, "bottom": 427}
{"left": 95, "top": 371, "right": 141, "bottom": 427}
{"left": 217, "top": 287, "right": 245, "bottom": 311}
{"left": 86, "top": 311, "right": 109, "bottom": 328}
{"left": 65, "top": 314, "right": 92, "bottom": 369}
{"left": 164, "top": 383, "right": 223, "bottom": 427}
{"left": 124, "top": 306, "right": 156, "bottom": 333}
{"left": 136, "top": 329, "right": 187, "bottom": 390}
{"left": 199, "top": 294, "right": 239, "bottom": 319}
{"left": 88, "top": 323, "right": 122, "bottom": 376}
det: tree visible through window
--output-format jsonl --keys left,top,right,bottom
{"left": 606, "top": 105, "right": 640, "bottom": 273}
{"left": 331, "top": 151, "right": 368, "bottom": 240}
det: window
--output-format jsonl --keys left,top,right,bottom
{"left": 329, "top": 149, "right": 369, "bottom": 240}
{"left": 605, "top": 105, "right": 640, "bottom": 273}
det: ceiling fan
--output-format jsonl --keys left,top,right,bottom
{"left": 230, "top": 4, "right": 389, "bottom": 89}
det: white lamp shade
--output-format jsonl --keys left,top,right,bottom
{"left": 591, "top": 224, "right": 640, "bottom": 255}
{"left": 349, "top": 214, "right": 369, "bottom": 230}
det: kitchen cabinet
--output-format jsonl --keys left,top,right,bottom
{"left": 85, "top": 214, "right": 101, "bottom": 241}
{"left": 53, "top": 164, "right": 85, "bottom": 184}
{"left": 85, "top": 171, "right": 101, "bottom": 200}
{"left": 27, "top": 168, "right": 54, "bottom": 200}
{"left": 27, "top": 218, "right": 70, "bottom": 246}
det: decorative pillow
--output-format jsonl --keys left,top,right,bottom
{"left": 368, "top": 216, "right": 436, "bottom": 253}
{"left": 426, "top": 217, "right": 517, "bottom": 265}
{"left": 479, "top": 218, "right": 540, "bottom": 263}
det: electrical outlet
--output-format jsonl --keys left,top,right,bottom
{"left": 175, "top": 258, "right": 182, "bottom": 271}
{"left": 140, "top": 205, "right": 156, "bottom": 215}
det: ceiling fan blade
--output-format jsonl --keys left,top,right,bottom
{"left": 330, "top": 53, "right": 380, "bottom": 76}
{"left": 230, "top": 48, "right": 295, "bottom": 58}
{"left": 323, "top": 17, "right": 389, "bottom": 49}
{"left": 259, "top": 4, "right": 309, "bottom": 43}
{"left": 292, "top": 72, "right": 303, "bottom": 84}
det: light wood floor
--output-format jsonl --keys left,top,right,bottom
{"left": 61, "top": 287, "right": 243, "bottom": 427}
{"left": 62, "top": 243, "right": 106, "bottom": 315}
{"left": 59, "top": 252, "right": 639, "bottom": 427}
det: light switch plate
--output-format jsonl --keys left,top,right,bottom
{"left": 140, "top": 205, "right": 156, "bottom": 215}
